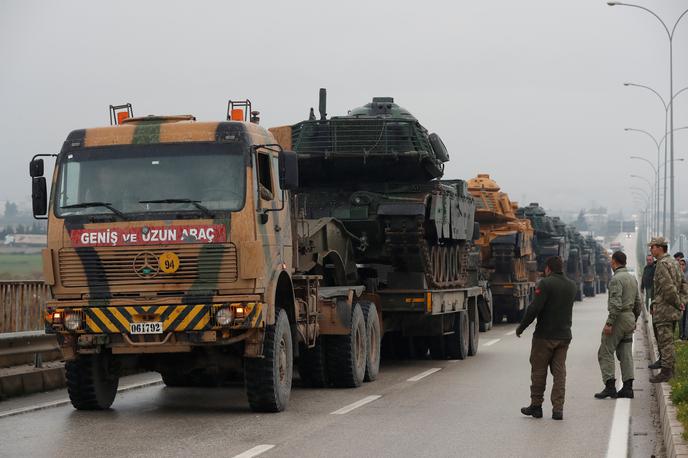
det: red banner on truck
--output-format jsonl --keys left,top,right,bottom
{"left": 69, "top": 224, "right": 227, "bottom": 247}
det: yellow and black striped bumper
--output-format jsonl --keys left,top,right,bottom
{"left": 48, "top": 303, "right": 264, "bottom": 334}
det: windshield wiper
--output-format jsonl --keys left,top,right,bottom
{"left": 139, "top": 199, "right": 215, "bottom": 218}
{"left": 61, "top": 202, "right": 128, "bottom": 220}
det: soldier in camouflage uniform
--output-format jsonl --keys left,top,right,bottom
{"left": 649, "top": 237, "right": 686, "bottom": 383}
{"left": 595, "top": 251, "right": 641, "bottom": 399}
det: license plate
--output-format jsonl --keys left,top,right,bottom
{"left": 129, "top": 322, "right": 163, "bottom": 334}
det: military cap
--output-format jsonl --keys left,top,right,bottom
{"left": 648, "top": 236, "right": 669, "bottom": 247}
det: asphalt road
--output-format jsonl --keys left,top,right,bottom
{"left": 0, "top": 232, "right": 663, "bottom": 457}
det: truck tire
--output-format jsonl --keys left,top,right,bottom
{"left": 244, "top": 308, "right": 293, "bottom": 412}
{"left": 65, "top": 352, "right": 119, "bottom": 410}
{"left": 297, "top": 337, "right": 328, "bottom": 388}
{"left": 468, "top": 308, "right": 479, "bottom": 357}
{"left": 446, "top": 311, "right": 469, "bottom": 360}
{"left": 429, "top": 335, "right": 446, "bottom": 360}
{"left": 361, "top": 302, "right": 381, "bottom": 382}
{"left": 326, "top": 303, "right": 367, "bottom": 388}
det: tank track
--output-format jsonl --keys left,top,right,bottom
{"left": 384, "top": 215, "right": 468, "bottom": 289}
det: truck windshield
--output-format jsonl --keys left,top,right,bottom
{"left": 54, "top": 142, "right": 245, "bottom": 218}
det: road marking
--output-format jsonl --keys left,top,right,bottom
{"left": 330, "top": 395, "right": 382, "bottom": 415}
{"left": 0, "top": 376, "right": 163, "bottom": 419}
{"left": 232, "top": 445, "right": 275, "bottom": 458}
{"left": 407, "top": 367, "right": 442, "bottom": 382}
{"left": 483, "top": 338, "right": 501, "bottom": 346}
{"left": 504, "top": 330, "right": 516, "bottom": 336}
{"left": 606, "top": 399, "right": 631, "bottom": 458}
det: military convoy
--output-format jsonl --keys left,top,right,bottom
{"left": 29, "top": 91, "right": 611, "bottom": 413}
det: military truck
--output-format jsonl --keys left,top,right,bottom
{"left": 517, "top": 203, "right": 567, "bottom": 273}
{"left": 30, "top": 102, "right": 383, "bottom": 412}
{"left": 567, "top": 228, "right": 585, "bottom": 301}
{"left": 581, "top": 234, "right": 599, "bottom": 297}
{"left": 467, "top": 174, "right": 536, "bottom": 324}
{"left": 594, "top": 241, "right": 611, "bottom": 294}
{"left": 270, "top": 89, "right": 492, "bottom": 359}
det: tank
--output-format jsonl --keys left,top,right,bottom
{"left": 273, "top": 89, "right": 476, "bottom": 291}
{"left": 566, "top": 228, "right": 585, "bottom": 301}
{"left": 516, "top": 203, "right": 566, "bottom": 273}
{"left": 468, "top": 174, "right": 536, "bottom": 323}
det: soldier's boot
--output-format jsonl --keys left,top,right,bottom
{"left": 648, "top": 359, "right": 661, "bottom": 369}
{"left": 520, "top": 405, "right": 543, "bottom": 418}
{"left": 594, "top": 379, "right": 618, "bottom": 399}
{"left": 649, "top": 368, "right": 673, "bottom": 384}
{"left": 617, "top": 379, "right": 634, "bottom": 399}
{"left": 552, "top": 410, "right": 563, "bottom": 420}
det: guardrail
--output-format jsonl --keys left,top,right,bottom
{"left": 0, "top": 331, "right": 59, "bottom": 368}
{"left": 0, "top": 281, "right": 51, "bottom": 333}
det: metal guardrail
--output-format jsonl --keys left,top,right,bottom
{"left": 0, "top": 281, "right": 51, "bottom": 333}
{"left": 0, "top": 331, "right": 59, "bottom": 368}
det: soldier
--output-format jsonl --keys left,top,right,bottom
{"left": 641, "top": 255, "right": 655, "bottom": 311}
{"left": 517, "top": 256, "right": 578, "bottom": 421}
{"left": 649, "top": 237, "right": 686, "bottom": 383}
{"left": 594, "top": 251, "right": 641, "bottom": 399}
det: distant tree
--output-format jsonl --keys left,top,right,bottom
{"left": 15, "top": 223, "right": 26, "bottom": 234}
{"left": 4, "top": 201, "right": 18, "bottom": 218}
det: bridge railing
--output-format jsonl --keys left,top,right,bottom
{"left": 0, "top": 281, "right": 51, "bottom": 333}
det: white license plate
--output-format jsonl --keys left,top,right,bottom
{"left": 129, "top": 322, "right": 163, "bottom": 334}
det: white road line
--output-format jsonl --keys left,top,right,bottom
{"left": 406, "top": 367, "right": 442, "bottom": 382}
{"left": 605, "top": 399, "right": 631, "bottom": 458}
{"left": 504, "top": 330, "right": 516, "bottom": 336}
{"left": 232, "top": 445, "right": 276, "bottom": 458}
{"left": 0, "top": 377, "right": 163, "bottom": 419}
{"left": 482, "top": 338, "right": 501, "bottom": 346}
{"left": 330, "top": 395, "right": 382, "bottom": 415}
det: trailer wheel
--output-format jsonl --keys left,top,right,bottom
{"left": 244, "top": 308, "right": 293, "bottom": 412}
{"left": 297, "top": 337, "right": 328, "bottom": 388}
{"left": 66, "top": 352, "right": 119, "bottom": 410}
{"left": 446, "top": 311, "right": 469, "bottom": 360}
{"left": 326, "top": 303, "right": 367, "bottom": 388}
{"left": 361, "top": 302, "right": 381, "bottom": 382}
{"left": 468, "top": 308, "right": 479, "bottom": 357}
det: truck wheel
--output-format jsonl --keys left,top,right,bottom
{"left": 244, "top": 308, "right": 293, "bottom": 412}
{"left": 429, "top": 335, "right": 446, "bottom": 360}
{"left": 65, "top": 352, "right": 119, "bottom": 410}
{"left": 297, "top": 337, "right": 328, "bottom": 388}
{"left": 446, "top": 312, "right": 469, "bottom": 360}
{"left": 412, "top": 337, "right": 429, "bottom": 359}
{"left": 468, "top": 309, "right": 479, "bottom": 356}
{"left": 361, "top": 302, "right": 381, "bottom": 382}
{"left": 326, "top": 303, "right": 367, "bottom": 388}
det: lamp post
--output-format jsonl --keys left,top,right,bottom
{"left": 629, "top": 155, "right": 659, "bottom": 233}
{"left": 630, "top": 185, "right": 654, "bottom": 234}
{"left": 609, "top": 2, "right": 688, "bottom": 243}
{"left": 625, "top": 126, "right": 688, "bottom": 235}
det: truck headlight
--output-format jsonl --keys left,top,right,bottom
{"left": 216, "top": 307, "right": 234, "bottom": 326}
{"left": 64, "top": 311, "right": 83, "bottom": 331}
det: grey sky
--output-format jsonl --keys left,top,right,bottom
{"left": 1, "top": 0, "right": 687, "bottom": 216}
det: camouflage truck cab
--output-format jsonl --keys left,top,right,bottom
{"left": 30, "top": 108, "right": 380, "bottom": 412}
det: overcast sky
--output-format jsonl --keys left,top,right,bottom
{"left": 1, "top": 0, "right": 687, "bottom": 217}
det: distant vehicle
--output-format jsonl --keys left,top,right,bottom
{"left": 625, "top": 233, "right": 632, "bottom": 238}
{"left": 610, "top": 241, "right": 624, "bottom": 252}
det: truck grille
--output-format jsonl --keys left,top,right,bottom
{"left": 58, "top": 244, "right": 238, "bottom": 287}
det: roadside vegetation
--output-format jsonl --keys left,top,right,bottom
{"left": 670, "top": 340, "right": 688, "bottom": 440}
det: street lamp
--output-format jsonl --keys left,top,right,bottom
{"left": 625, "top": 126, "right": 688, "bottom": 235}
{"left": 610, "top": 1, "right": 688, "bottom": 243}
{"left": 629, "top": 155, "right": 658, "bottom": 233}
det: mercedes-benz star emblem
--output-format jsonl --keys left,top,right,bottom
{"left": 133, "top": 252, "right": 160, "bottom": 278}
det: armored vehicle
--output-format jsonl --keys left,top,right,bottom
{"left": 595, "top": 241, "right": 611, "bottom": 293}
{"left": 567, "top": 228, "right": 585, "bottom": 301}
{"left": 467, "top": 174, "right": 536, "bottom": 323}
{"left": 517, "top": 203, "right": 567, "bottom": 273}
{"left": 271, "top": 89, "right": 492, "bottom": 359}
{"left": 582, "top": 234, "right": 599, "bottom": 297}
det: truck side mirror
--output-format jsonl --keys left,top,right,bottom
{"left": 30, "top": 158, "right": 44, "bottom": 177}
{"left": 32, "top": 177, "right": 48, "bottom": 217}
{"left": 278, "top": 150, "right": 299, "bottom": 190}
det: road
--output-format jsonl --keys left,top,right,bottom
{"left": 0, "top": 233, "right": 663, "bottom": 457}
